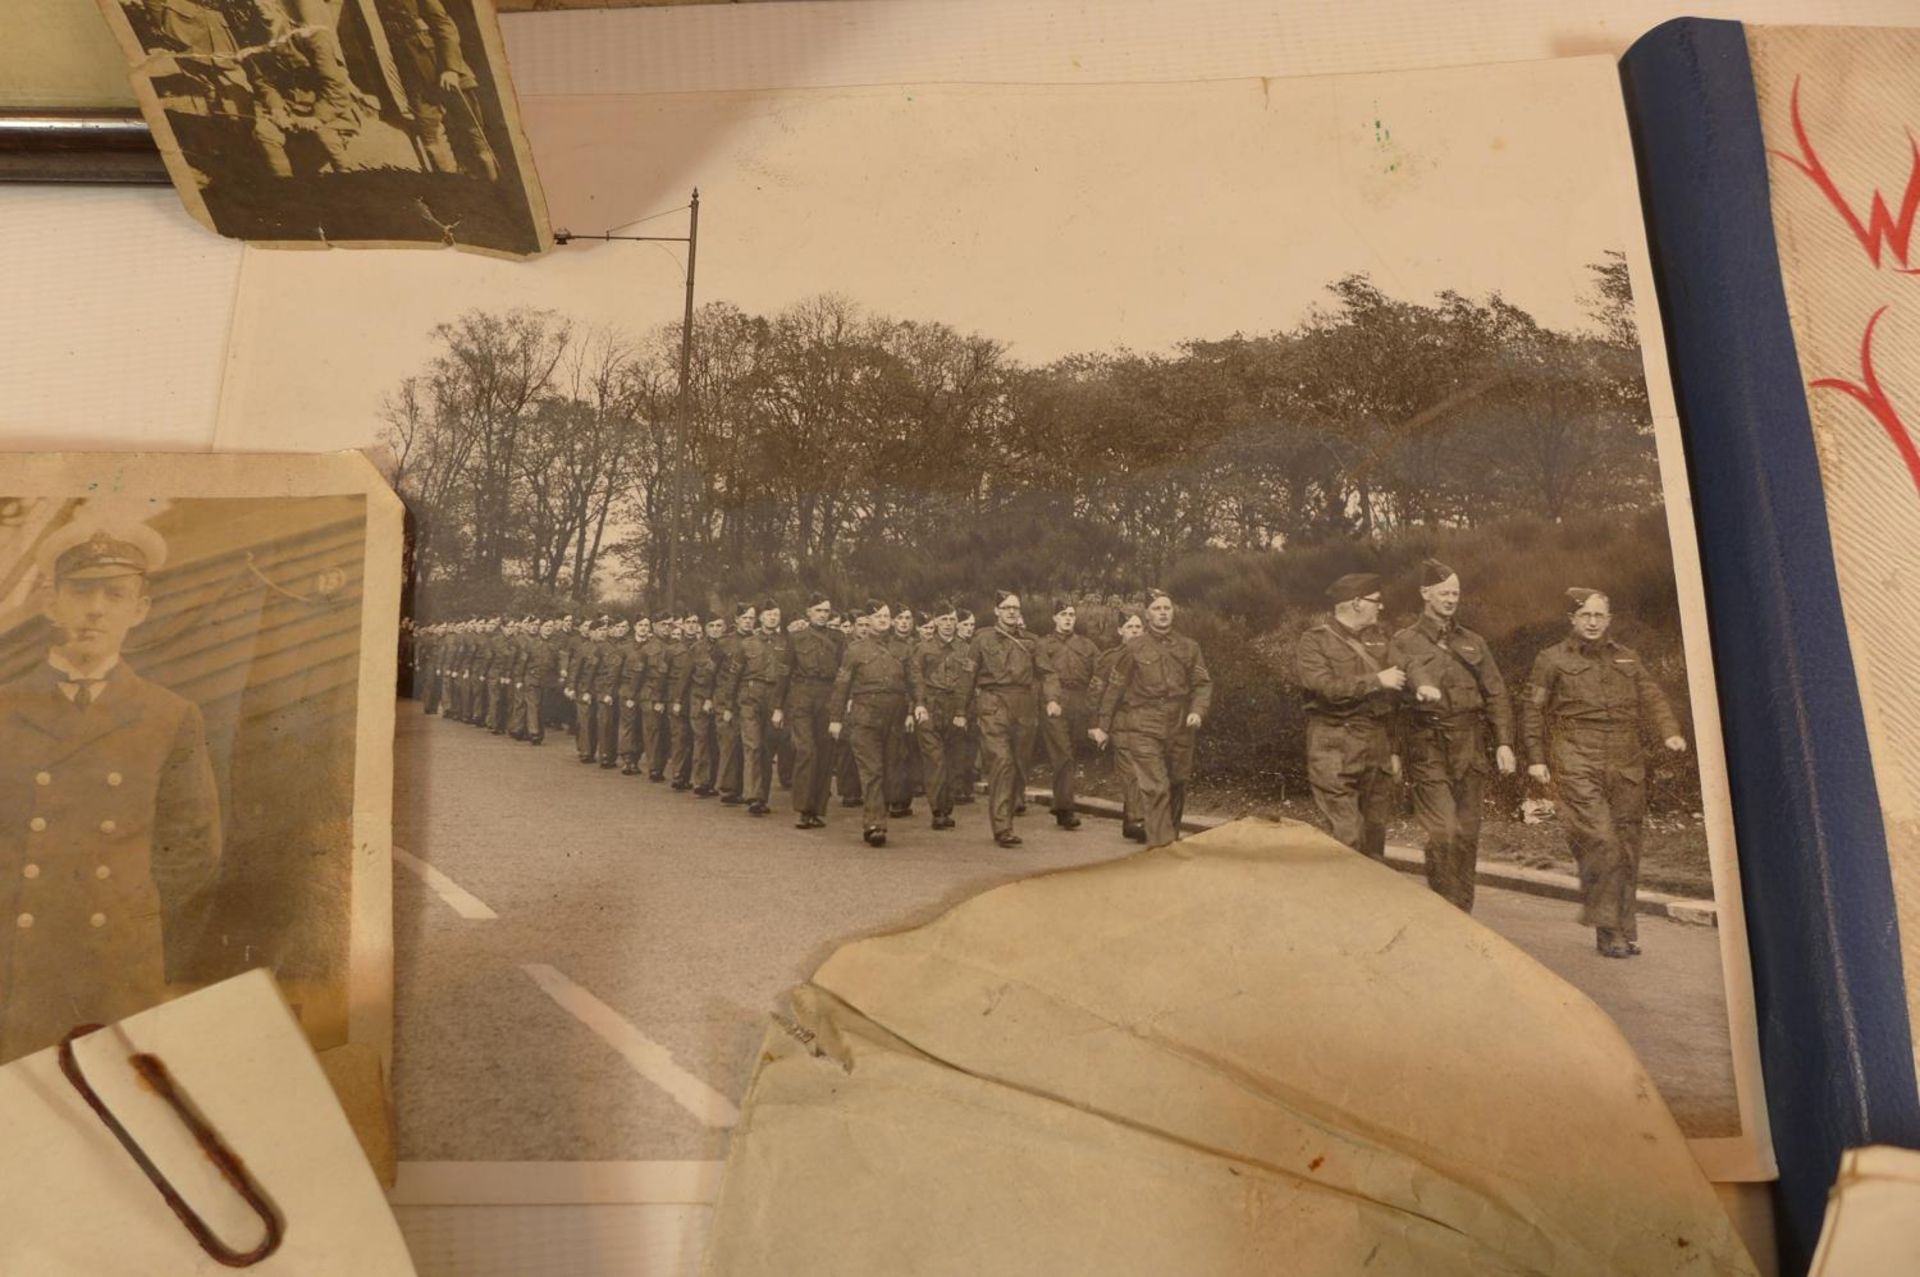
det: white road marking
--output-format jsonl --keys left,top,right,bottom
{"left": 389, "top": 1160, "right": 725, "bottom": 1205}
{"left": 394, "top": 846, "right": 499, "bottom": 920}
{"left": 521, "top": 964, "right": 742, "bottom": 1128}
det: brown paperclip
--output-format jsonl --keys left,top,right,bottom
{"left": 58, "top": 1024, "right": 285, "bottom": 1268}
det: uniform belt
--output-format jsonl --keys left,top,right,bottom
{"left": 1558, "top": 721, "right": 1637, "bottom": 733}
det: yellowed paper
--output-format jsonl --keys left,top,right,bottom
{"left": 1809, "top": 1146, "right": 1920, "bottom": 1275}
{"left": 709, "top": 820, "right": 1756, "bottom": 1275}
{"left": 0, "top": 969, "right": 415, "bottom": 1274}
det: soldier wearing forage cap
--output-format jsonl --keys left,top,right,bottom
{"left": 571, "top": 621, "right": 603, "bottom": 762}
{"left": 1091, "top": 588, "right": 1211, "bottom": 850}
{"left": 959, "top": 591, "right": 1046, "bottom": 847}
{"left": 1522, "top": 588, "right": 1687, "bottom": 959}
{"left": 831, "top": 601, "right": 913, "bottom": 846}
{"left": 737, "top": 601, "right": 787, "bottom": 816}
{"left": 785, "top": 593, "right": 840, "bottom": 829}
{"left": 639, "top": 616, "right": 675, "bottom": 782}
{"left": 0, "top": 519, "right": 222, "bottom": 1063}
{"left": 618, "top": 618, "right": 653, "bottom": 775}
{"left": 713, "top": 604, "right": 755, "bottom": 804}
{"left": 686, "top": 615, "right": 727, "bottom": 796}
{"left": 519, "top": 620, "right": 559, "bottom": 746}
{"left": 1090, "top": 609, "right": 1147, "bottom": 841}
{"left": 910, "top": 600, "right": 972, "bottom": 830}
{"left": 667, "top": 612, "right": 704, "bottom": 790}
{"left": 592, "top": 618, "right": 630, "bottom": 768}
{"left": 1388, "top": 558, "right": 1516, "bottom": 913}
{"left": 1294, "top": 572, "right": 1404, "bottom": 860}
{"left": 1035, "top": 598, "right": 1100, "bottom": 831}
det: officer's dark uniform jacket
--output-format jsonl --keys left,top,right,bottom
{"left": 1387, "top": 614, "right": 1513, "bottom": 772}
{"left": 1520, "top": 636, "right": 1681, "bottom": 766}
{"left": 0, "top": 661, "right": 222, "bottom": 1061}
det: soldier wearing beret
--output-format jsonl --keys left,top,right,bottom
{"left": 665, "top": 615, "right": 700, "bottom": 789}
{"left": 1388, "top": 559, "right": 1516, "bottom": 912}
{"left": 1091, "top": 589, "right": 1211, "bottom": 850}
{"left": 831, "top": 600, "right": 913, "bottom": 846}
{"left": 960, "top": 592, "right": 1044, "bottom": 847}
{"left": 642, "top": 616, "right": 676, "bottom": 782}
{"left": 1522, "top": 589, "right": 1687, "bottom": 958}
{"left": 1090, "top": 609, "right": 1147, "bottom": 840}
{"left": 570, "top": 621, "right": 603, "bottom": 763}
{"left": 1294, "top": 572, "right": 1404, "bottom": 859}
{"left": 592, "top": 618, "right": 629, "bottom": 769}
{"left": 1, "top": 521, "right": 223, "bottom": 1062}
{"left": 518, "top": 620, "right": 558, "bottom": 746}
{"left": 685, "top": 615, "right": 726, "bottom": 796}
{"left": 737, "top": 601, "right": 786, "bottom": 816}
{"left": 1035, "top": 598, "right": 1099, "bottom": 831}
{"left": 713, "top": 604, "right": 755, "bottom": 804}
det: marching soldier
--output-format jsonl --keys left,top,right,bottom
{"left": 830, "top": 601, "right": 913, "bottom": 846}
{"left": 666, "top": 614, "right": 700, "bottom": 789}
{"left": 1, "top": 520, "right": 222, "bottom": 1061}
{"left": 785, "top": 593, "right": 840, "bottom": 829}
{"left": 684, "top": 614, "right": 725, "bottom": 795}
{"left": 617, "top": 618, "right": 652, "bottom": 775}
{"left": 488, "top": 616, "right": 514, "bottom": 735}
{"left": 831, "top": 613, "right": 865, "bottom": 809}
{"left": 569, "top": 620, "right": 603, "bottom": 761}
{"left": 591, "top": 618, "right": 629, "bottom": 768}
{"left": 1091, "top": 589, "right": 1211, "bottom": 850}
{"left": 1522, "top": 588, "right": 1687, "bottom": 959}
{"left": 642, "top": 615, "right": 675, "bottom": 781}
{"left": 506, "top": 618, "right": 533, "bottom": 741}
{"left": 1090, "top": 610, "right": 1146, "bottom": 840}
{"left": 953, "top": 608, "right": 980, "bottom": 804}
{"left": 737, "top": 601, "right": 786, "bottom": 816}
{"left": 518, "top": 619, "right": 558, "bottom": 745}
{"left": 1294, "top": 574, "right": 1403, "bottom": 859}
{"left": 565, "top": 616, "right": 594, "bottom": 737}
{"left": 960, "top": 591, "right": 1044, "bottom": 847}
{"left": 884, "top": 605, "right": 921, "bottom": 818}
{"left": 713, "top": 604, "right": 754, "bottom": 804}
{"left": 1387, "top": 559, "right": 1516, "bottom": 912}
{"left": 909, "top": 600, "right": 972, "bottom": 830}
{"left": 1036, "top": 599, "right": 1099, "bottom": 830}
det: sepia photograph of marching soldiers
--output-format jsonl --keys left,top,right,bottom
{"left": 103, "top": 0, "right": 542, "bottom": 252}
{"left": 389, "top": 247, "right": 1713, "bottom": 969}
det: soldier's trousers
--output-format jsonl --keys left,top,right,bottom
{"left": 669, "top": 711, "right": 695, "bottom": 784}
{"left": 423, "top": 672, "right": 441, "bottom": 715}
{"left": 739, "top": 692, "right": 777, "bottom": 805}
{"left": 646, "top": 705, "right": 671, "bottom": 778}
{"left": 717, "top": 712, "right": 744, "bottom": 797}
{"left": 491, "top": 680, "right": 514, "bottom": 732}
{"left": 1552, "top": 732, "right": 1647, "bottom": 942}
{"left": 595, "top": 698, "right": 621, "bottom": 765}
{"left": 1304, "top": 716, "right": 1393, "bottom": 860}
{"left": 976, "top": 688, "right": 1038, "bottom": 839}
{"left": 915, "top": 699, "right": 965, "bottom": 816}
{"left": 1112, "top": 718, "right": 1195, "bottom": 850}
{"left": 848, "top": 695, "right": 906, "bottom": 832}
{"left": 619, "top": 699, "right": 645, "bottom": 765}
{"left": 787, "top": 683, "right": 835, "bottom": 817}
{"left": 690, "top": 710, "right": 717, "bottom": 790}
{"left": 576, "top": 695, "right": 598, "bottom": 761}
{"left": 1040, "top": 689, "right": 1090, "bottom": 820}
{"left": 507, "top": 684, "right": 528, "bottom": 737}
{"left": 835, "top": 735, "right": 862, "bottom": 801}
{"left": 517, "top": 682, "right": 544, "bottom": 743}
{"left": 1405, "top": 737, "right": 1485, "bottom": 913}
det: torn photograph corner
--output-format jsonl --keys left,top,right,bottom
{"left": 94, "top": 0, "right": 549, "bottom": 256}
{"left": 0, "top": 451, "right": 404, "bottom": 1082}
{"left": 710, "top": 819, "right": 1760, "bottom": 1277}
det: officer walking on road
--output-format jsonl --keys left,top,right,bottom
{"left": 910, "top": 600, "right": 973, "bottom": 830}
{"left": 1521, "top": 588, "right": 1688, "bottom": 959}
{"left": 1090, "top": 589, "right": 1210, "bottom": 850}
{"left": 1295, "top": 577, "right": 1405, "bottom": 859}
{"left": 1036, "top": 599, "right": 1098, "bottom": 831}
{"left": 830, "top": 601, "right": 913, "bottom": 846}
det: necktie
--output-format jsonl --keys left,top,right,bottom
{"left": 61, "top": 677, "right": 103, "bottom": 706}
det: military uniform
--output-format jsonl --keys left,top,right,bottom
{"left": 884, "top": 629, "right": 921, "bottom": 813}
{"left": 518, "top": 633, "right": 556, "bottom": 745}
{"left": 785, "top": 624, "right": 841, "bottom": 821}
{"left": 685, "top": 635, "right": 721, "bottom": 794}
{"left": 1035, "top": 629, "right": 1100, "bottom": 824}
{"left": 1294, "top": 618, "right": 1398, "bottom": 859}
{"left": 666, "top": 637, "right": 697, "bottom": 787}
{"left": 618, "top": 636, "right": 651, "bottom": 772}
{"left": 487, "top": 628, "right": 513, "bottom": 733}
{"left": 713, "top": 626, "right": 749, "bottom": 801}
{"left": 572, "top": 638, "right": 603, "bottom": 761}
{"left": 1096, "top": 627, "right": 1211, "bottom": 849}
{"left": 833, "top": 634, "right": 910, "bottom": 838}
{"left": 1388, "top": 614, "right": 1514, "bottom": 911}
{"left": 736, "top": 629, "right": 786, "bottom": 810}
{"left": 1521, "top": 635, "right": 1682, "bottom": 949}
{"left": 910, "top": 634, "right": 974, "bottom": 824}
{"left": 961, "top": 625, "right": 1046, "bottom": 842}
{"left": 1090, "top": 642, "right": 1142, "bottom": 836}
{"left": 591, "top": 637, "right": 627, "bottom": 768}
{"left": 641, "top": 632, "right": 673, "bottom": 780}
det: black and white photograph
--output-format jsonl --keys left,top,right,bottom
{"left": 0, "top": 454, "right": 401, "bottom": 1069}
{"left": 98, "top": 0, "right": 547, "bottom": 254}
{"left": 214, "top": 61, "right": 1769, "bottom": 1189}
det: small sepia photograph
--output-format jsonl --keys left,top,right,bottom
{"left": 217, "top": 62, "right": 1769, "bottom": 1184}
{"left": 98, "top": 0, "right": 547, "bottom": 254}
{"left": 0, "top": 454, "right": 400, "bottom": 1068}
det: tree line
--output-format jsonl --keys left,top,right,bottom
{"left": 383, "top": 254, "right": 1655, "bottom": 612}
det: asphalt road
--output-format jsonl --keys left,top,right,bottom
{"left": 390, "top": 702, "right": 1739, "bottom": 1163}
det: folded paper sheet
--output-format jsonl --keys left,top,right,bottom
{"left": 0, "top": 969, "right": 415, "bottom": 1274}
{"left": 1809, "top": 1146, "right": 1920, "bottom": 1275}
{"left": 707, "top": 819, "right": 1755, "bottom": 1276}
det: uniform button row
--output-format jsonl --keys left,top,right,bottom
{"left": 26, "top": 819, "right": 118, "bottom": 832}
{"left": 31, "top": 771, "right": 121, "bottom": 786}
{"left": 15, "top": 913, "right": 108, "bottom": 927}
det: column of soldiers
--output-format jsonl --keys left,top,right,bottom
{"left": 1295, "top": 560, "right": 1688, "bottom": 959}
{"left": 407, "top": 590, "right": 1213, "bottom": 853}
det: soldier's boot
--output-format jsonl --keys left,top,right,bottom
{"left": 1169, "top": 783, "right": 1188, "bottom": 838}
{"left": 1122, "top": 822, "right": 1148, "bottom": 843}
